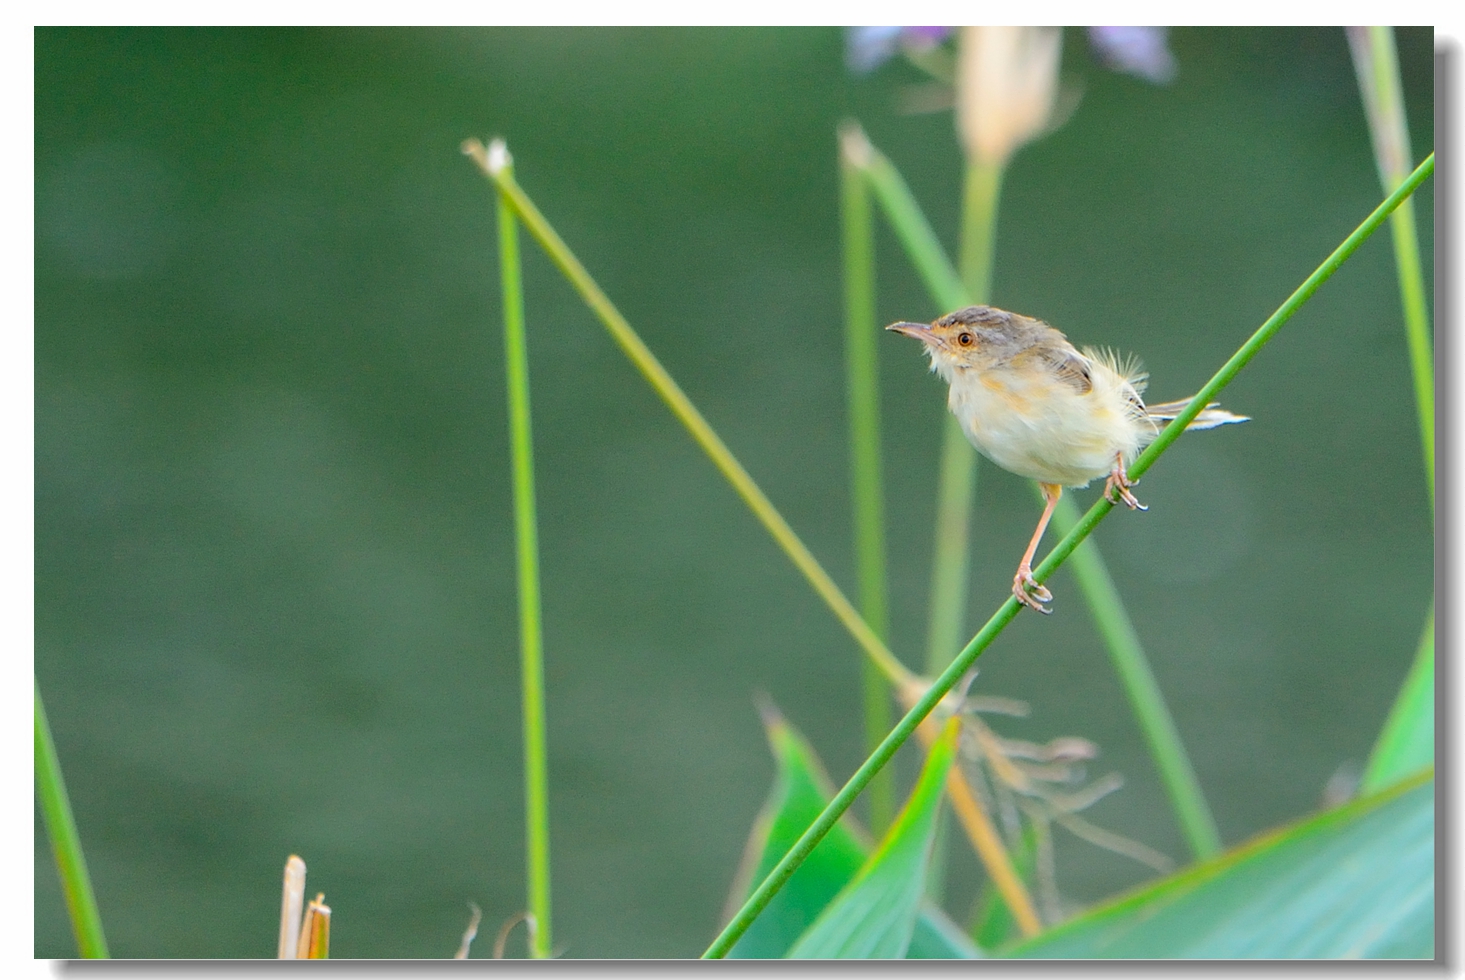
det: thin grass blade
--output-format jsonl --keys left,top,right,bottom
{"left": 34, "top": 679, "right": 109, "bottom": 958}
{"left": 1345, "top": 25, "right": 1434, "bottom": 801}
{"left": 1347, "top": 26, "right": 1433, "bottom": 508}
{"left": 923, "top": 159, "right": 1007, "bottom": 680}
{"left": 1059, "top": 514, "right": 1221, "bottom": 856}
{"left": 839, "top": 124, "right": 896, "bottom": 834}
{"left": 494, "top": 147, "right": 553, "bottom": 959}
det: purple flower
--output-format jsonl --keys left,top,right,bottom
{"left": 846, "top": 26, "right": 953, "bottom": 74}
{"left": 848, "top": 25, "right": 1177, "bottom": 86}
{"left": 1086, "top": 27, "right": 1177, "bottom": 84}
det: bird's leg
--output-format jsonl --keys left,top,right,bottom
{"left": 1104, "top": 453, "right": 1147, "bottom": 511}
{"left": 1013, "top": 483, "right": 1062, "bottom": 614}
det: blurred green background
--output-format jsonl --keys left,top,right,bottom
{"left": 34, "top": 27, "right": 1433, "bottom": 958}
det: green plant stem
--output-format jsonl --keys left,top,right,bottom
{"left": 842, "top": 131, "right": 981, "bottom": 678}
{"left": 35, "top": 679, "right": 109, "bottom": 958}
{"left": 854, "top": 128, "right": 1221, "bottom": 860}
{"left": 496, "top": 161, "right": 552, "bottom": 959}
{"left": 1346, "top": 22, "right": 1434, "bottom": 813}
{"left": 853, "top": 136, "right": 965, "bottom": 319}
{"left": 1388, "top": 194, "right": 1432, "bottom": 510}
{"left": 839, "top": 129, "right": 895, "bottom": 835}
{"left": 703, "top": 152, "right": 1435, "bottom": 958}
{"left": 1129, "top": 155, "right": 1429, "bottom": 480}
{"left": 1348, "top": 26, "right": 1433, "bottom": 510}
{"left": 925, "top": 421, "right": 978, "bottom": 673}
{"left": 924, "top": 160, "right": 1003, "bottom": 676}
{"left": 466, "top": 139, "right": 918, "bottom": 694}
{"left": 1389, "top": 196, "right": 1432, "bottom": 504}
{"left": 1057, "top": 517, "right": 1221, "bottom": 857}
{"left": 958, "top": 160, "right": 1003, "bottom": 303}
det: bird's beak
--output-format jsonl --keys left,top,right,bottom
{"left": 885, "top": 321, "right": 932, "bottom": 340}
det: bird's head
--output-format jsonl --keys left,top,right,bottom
{"left": 886, "top": 305, "right": 1023, "bottom": 380}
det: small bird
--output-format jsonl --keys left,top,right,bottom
{"left": 888, "top": 305, "right": 1247, "bottom": 613}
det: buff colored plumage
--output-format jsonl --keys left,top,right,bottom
{"left": 889, "top": 305, "right": 1247, "bottom": 613}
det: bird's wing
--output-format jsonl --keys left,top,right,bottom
{"left": 1014, "top": 343, "right": 1093, "bottom": 395}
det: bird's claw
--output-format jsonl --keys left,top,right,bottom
{"left": 1013, "top": 568, "right": 1053, "bottom": 614}
{"left": 1105, "top": 465, "right": 1147, "bottom": 511}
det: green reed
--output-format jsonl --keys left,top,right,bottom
{"left": 1347, "top": 26, "right": 1433, "bottom": 509}
{"left": 839, "top": 130, "right": 896, "bottom": 834}
{"left": 35, "top": 679, "right": 109, "bottom": 958}
{"left": 492, "top": 146, "right": 553, "bottom": 958}
{"left": 1347, "top": 26, "right": 1435, "bottom": 795}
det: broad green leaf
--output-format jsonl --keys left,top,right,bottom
{"left": 723, "top": 705, "right": 872, "bottom": 958}
{"left": 723, "top": 705, "right": 979, "bottom": 958}
{"left": 1362, "top": 612, "right": 1434, "bottom": 792}
{"left": 1006, "top": 770, "right": 1433, "bottom": 959}
{"left": 907, "top": 903, "right": 985, "bottom": 959}
{"left": 786, "top": 719, "right": 960, "bottom": 958}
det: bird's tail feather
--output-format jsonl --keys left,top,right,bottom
{"left": 1145, "top": 398, "right": 1250, "bottom": 430}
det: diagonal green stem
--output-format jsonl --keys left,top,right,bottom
{"left": 495, "top": 155, "right": 553, "bottom": 959}
{"left": 702, "top": 152, "right": 1434, "bottom": 958}
{"left": 839, "top": 126, "right": 896, "bottom": 835}
{"left": 853, "top": 129, "right": 1221, "bottom": 859}
{"left": 465, "top": 138, "right": 918, "bottom": 694}
{"left": 35, "top": 679, "right": 109, "bottom": 958}
{"left": 1057, "top": 517, "right": 1220, "bottom": 856}
{"left": 1128, "top": 157, "right": 1430, "bottom": 480}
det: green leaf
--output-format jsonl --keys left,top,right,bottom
{"left": 786, "top": 719, "right": 960, "bottom": 958}
{"left": 1005, "top": 770, "right": 1433, "bottom": 959}
{"left": 724, "top": 705, "right": 979, "bottom": 958}
{"left": 722, "top": 704, "right": 871, "bottom": 958}
{"left": 1362, "top": 611, "right": 1434, "bottom": 793}
{"left": 907, "top": 904, "right": 985, "bottom": 959}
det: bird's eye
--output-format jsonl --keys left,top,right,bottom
{"left": 957, "top": 332, "right": 974, "bottom": 347}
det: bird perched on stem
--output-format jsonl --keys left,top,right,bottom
{"left": 888, "top": 305, "right": 1247, "bottom": 613}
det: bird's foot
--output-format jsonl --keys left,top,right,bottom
{"left": 1105, "top": 462, "right": 1147, "bottom": 511}
{"left": 1013, "top": 566, "right": 1053, "bottom": 614}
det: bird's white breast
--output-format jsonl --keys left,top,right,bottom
{"left": 943, "top": 360, "right": 1150, "bottom": 488}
